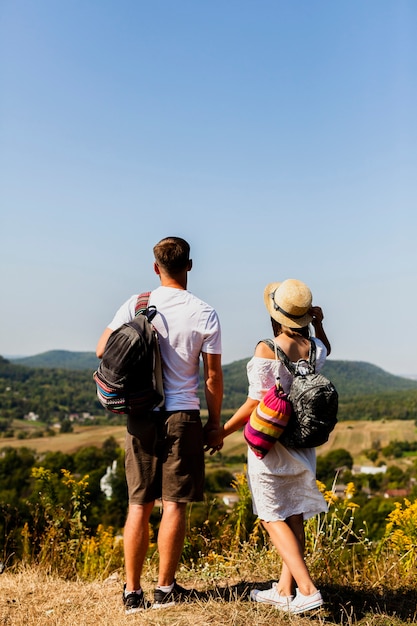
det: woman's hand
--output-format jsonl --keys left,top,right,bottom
{"left": 309, "top": 306, "right": 331, "bottom": 355}
{"left": 309, "top": 306, "right": 324, "bottom": 324}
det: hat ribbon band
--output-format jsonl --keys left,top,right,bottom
{"left": 272, "top": 301, "right": 306, "bottom": 320}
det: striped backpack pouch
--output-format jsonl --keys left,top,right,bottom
{"left": 244, "top": 379, "right": 292, "bottom": 459}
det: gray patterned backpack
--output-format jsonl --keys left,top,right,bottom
{"left": 275, "top": 340, "right": 338, "bottom": 448}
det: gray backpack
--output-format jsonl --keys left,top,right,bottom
{"left": 274, "top": 340, "right": 338, "bottom": 448}
{"left": 93, "top": 292, "right": 164, "bottom": 428}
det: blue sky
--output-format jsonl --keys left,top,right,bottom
{"left": 1, "top": 1, "right": 416, "bottom": 376}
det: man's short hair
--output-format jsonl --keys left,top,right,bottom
{"left": 154, "top": 237, "right": 191, "bottom": 274}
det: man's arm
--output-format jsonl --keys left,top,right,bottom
{"left": 96, "top": 295, "right": 137, "bottom": 358}
{"left": 96, "top": 327, "right": 113, "bottom": 358}
{"left": 201, "top": 352, "right": 223, "bottom": 445}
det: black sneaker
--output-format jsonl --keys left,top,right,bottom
{"left": 152, "top": 581, "right": 192, "bottom": 609}
{"left": 122, "top": 584, "right": 151, "bottom": 614}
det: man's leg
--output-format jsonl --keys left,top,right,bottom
{"left": 156, "top": 500, "right": 187, "bottom": 586}
{"left": 155, "top": 411, "right": 203, "bottom": 589}
{"left": 124, "top": 501, "right": 155, "bottom": 591}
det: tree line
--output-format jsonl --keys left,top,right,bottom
{"left": 1, "top": 355, "right": 417, "bottom": 438}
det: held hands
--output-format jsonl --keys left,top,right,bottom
{"left": 203, "top": 424, "right": 224, "bottom": 455}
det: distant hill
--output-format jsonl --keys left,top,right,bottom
{"left": 220, "top": 357, "right": 417, "bottom": 409}
{"left": 321, "top": 360, "right": 417, "bottom": 396}
{"left": 7, "top": 350, "right": 417, "bottom": 407}
{"left": 10, "top": 350, "right": 99, "bottom": 371}
{"left": 1, "top": 352, "right": 417, "bottom": 422}
{"left": 0, "top": 355, "right": 104, "bottom": 424}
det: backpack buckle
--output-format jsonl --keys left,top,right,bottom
{"left": 295, "top": 359, "right": 311, "bottom": 376}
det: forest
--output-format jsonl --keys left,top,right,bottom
{"left": 1, "top": 354, "right": 417, "bottom": 433}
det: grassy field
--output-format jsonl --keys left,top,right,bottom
{"left": 2, "top": 421, "right": 417, "bottom": 624}
{"left": 3, "top": 422, "right": 128, "bottom": 454}
{"left": 1, "top": 564, "right": 416, "bottom": 626}
{"left": 2, "top": 418, "right": 417, "bottom": 467}
{"left": 319, "top": 418, "right": 417, "bottom": 463}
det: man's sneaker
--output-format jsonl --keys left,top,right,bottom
{"left": 152, "top": 581, "right": 192, "bottom": 608}
{"left": 250, "top": 583, "right": 293, "bottom": 609}
{"left": 122, "top": 585, "right": 151, "bottom": 614}
{"left": 288, "top": 589, "right": 323, "bottom": 614}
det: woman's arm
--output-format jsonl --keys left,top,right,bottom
{"left": 222, "top": 397, "right": 259, "bottom": 437}
{"left": 221, "top": 340, "right": 273, "bottom": 437}
{"left": 310, "top": 306, "right": 331, "bottom": 355}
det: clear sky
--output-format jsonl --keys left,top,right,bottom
{"left": 1, "top": 1, "right": 416, "bottom": 376}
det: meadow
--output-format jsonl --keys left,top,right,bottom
{"left": 1, "top": 564, "right": 416, "bottom": 626}
{"left": 2, "top": 419, "right": 417, "bottom": 625}
{"left": 4, "top": 418, "right": 417, "bottom": 465}
{"left": 1, "top": 483, "right": 417, "bottom": 625}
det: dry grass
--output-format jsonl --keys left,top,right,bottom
{"left": 318, "top": 420, "right": 417, "bottom": 465}
{"left": 2, "top": 421, "right": 417, "bottom": 625}
{"left": 1, "top": 567, "right": 416, "bottom": 626}
{"left": 4, "top": 420, "right": 417, "bottom": 466}
{"left": 5, "top": 424, "right": 127, "bottom": 455}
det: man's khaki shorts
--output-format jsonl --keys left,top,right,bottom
{"left": 125, "top": 410, "right": 205, "bottom": 505}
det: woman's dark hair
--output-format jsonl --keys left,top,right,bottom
{"left": 271, "top": 318, "right": 282, "bottom": 338}
{"left": 270, "top": 317, "right": 310, "bottom": 339}
{"left": 281, "top": 325, "right": 310, "bottom": 339}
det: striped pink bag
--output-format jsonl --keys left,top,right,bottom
{"left": 244, "top": 379, "right": 292, "bottom": 458}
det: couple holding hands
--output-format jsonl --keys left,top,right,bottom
{"left": 96, "top": 236, "right": 331, "bottom": 614}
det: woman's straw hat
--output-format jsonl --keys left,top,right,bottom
{"left": 263, "top": 279, "right": 313, "bottom": 328}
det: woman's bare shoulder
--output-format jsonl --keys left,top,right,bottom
{"left": 254, "top": 340, "right": 276, "bottom": 359}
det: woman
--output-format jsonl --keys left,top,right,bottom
{"left": 219, "top": 279, "right": 331, "bottom": 614}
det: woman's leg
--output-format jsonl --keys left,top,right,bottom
{"left": 272, "top": 514, "right": 306, "bottom": 596}
{"left": 262, "top": 514, "right": 317, "bottom": 597}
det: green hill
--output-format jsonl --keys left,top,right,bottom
{"left": 10, "top": 350, "right": 417, "bottom": 397}
{"left": 3, "top": 351, "right": 417, "bottom": 421}
{"left": 11, "top": 350, "right": 99, "bottom": 371}
{"left": 220, "top": 357, "right": 417, "bottom": 408}
{"left": 0, "top": 355, "right": 106, "bottom": 424}
{"left": 322, "top": 360, "right": 417, "bottom": 395}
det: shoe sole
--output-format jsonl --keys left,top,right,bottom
{"left": 152, "top": 601, "right": 176, "bottom": 609}
{"left": 250, "top": 590, "right": 292, "bottom": 608}
{"left": 125, "top": 606, "right": 148, "bottom": 614}
{"left": 290, "top": 599, "right": 324, "bottom": 614}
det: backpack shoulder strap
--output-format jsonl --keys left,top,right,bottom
{"left": 135, "top": 291, "right": 158, "bottom": 322}
{"left": 135, "top": 292, "right": 151, "bottom": 315}
{"left": 273, "top": 339, "right": 317, "bottom": 376}
{"left": 274, "top": 344, "right": 296, "bottom": 376}
{"left": 134, "top": 291, "right": 164, "bottom": 407}
{"left": 308, "top": 339, "right": 317, "bottom": 371}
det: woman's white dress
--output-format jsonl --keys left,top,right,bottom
{"left": 246, "top": 338, "right": 328, "bottom": 522}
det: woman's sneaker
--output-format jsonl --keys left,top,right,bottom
{"left": 288, "top": 589, "right": 323, "bottom": 614}
{"left": 122, "top": 585, "right": 151, "bottom": 614}
{"left": 250, "top": 583, "right": 293, "bottom": 609}
{"left": 152, "top": 581, "right": 192, "bottom": 608}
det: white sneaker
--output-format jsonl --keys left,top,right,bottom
{"left": 250, "top": 584, "right": 293, "bottom": 609}
{"left": 288, "top": 589, "right": 323, "bottom": 614}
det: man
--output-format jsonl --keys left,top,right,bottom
{"left": 96, "top": 236, "right": 223, "bottom": 613}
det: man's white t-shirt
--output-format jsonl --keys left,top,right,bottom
{"left": 107, "top": 286, "right": 222, "bottom": 411}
